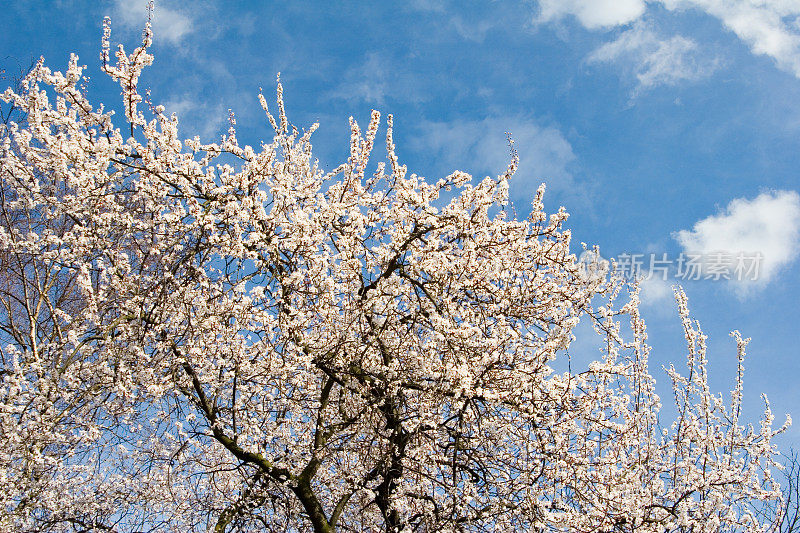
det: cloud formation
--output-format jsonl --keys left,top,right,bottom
{"left": 162, "top": 96, "right": 227, "bottom": 141}
{"left": 587, "top": 21, "right": 717, "bottom": 90}
{"left": 113, "top": 0, "right": 193, "bottom": 45}
{"left": 537, "top": 0, "right": 646, "bottom": 29}
{"left": 328, "top": 52, "right": 431, "bottom": 106}
{"left": 638, "top": 276, "right": 675, "bottom": 307}
{"left": 667, "top": 0, "right": 800, "bottom": 76}
{"left": 674, "top": 190, "right": 800, "bottom": 291}
{"left": 536, "top": 0, "right": 800, "bottom": 78}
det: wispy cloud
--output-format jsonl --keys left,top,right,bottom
{"left": 535, "top": 0, "right": 800, "bottom": 78}
{"left": 403, "top": 1, "right": 509, "bottom": 44}
{"left": 666, "top": 0, "right": 800, "bottom": 77}
{"left": 406, "top": 0, "right": 448, "bottom": 14}
{"left": 536, "top": 0, "right": 646, "bottom": 29}
{"left": 451, "top": 17, "right": 499, "bottom": 43}
{"left": 587, "top": 21, "right": 718, "bottom": 92}
{"left": 113, "top": 0, "right": 194, "bottom": 45}
{"left": 409, "top": 116, "right": 579, "bottom": 199}
{"left": 328, "top": 52, "right": 431, "bottom": 106}
{"left": 674, "top": 190, "right": 800, "bottom": 293}
{"left": 638, "top": 276, "right": 674, "bottom": 307}
{"left": 162, "top": 95, "right": 227, "bottom": 141}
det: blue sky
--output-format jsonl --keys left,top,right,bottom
{"left": 3, "top": 0, "right": 800, "bottom": 447}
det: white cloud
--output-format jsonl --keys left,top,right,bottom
{"left": 674, "top": 190, "right": 800, "bottom": 292}
{"left": 536, "top": 0, "right": 800, "bottom": 78}
{"left": 113, "top": 0, "right": 193, "bottom": 45}
{"left": 588, "top": 21, "right": 717, "bottom": 90}
{"left": 537, "top": 0, "right": 646, "bottom": 29}
{"left": 666, "top": 0, "right": 800, "bottom": 76}
{"left": 638, "top": 276, "right": 674, "bottom": 306}
{"left": 162, "top": 96, "right": 227, "bottom": 140}
{"left": 409, "top": 116, "right": 578, "bottom": 197}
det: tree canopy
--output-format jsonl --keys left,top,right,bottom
{"left": 0, "top": 17, "right": 789, "bottom": 532}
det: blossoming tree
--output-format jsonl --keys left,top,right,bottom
{"left": 0, "top": 17, "right": 789, "bottom": 533}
